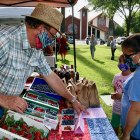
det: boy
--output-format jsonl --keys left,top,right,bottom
{"left": 111, "top": 55, "right": 132, "bottom": 135}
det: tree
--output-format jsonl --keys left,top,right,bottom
{"left": 88, "top": 0, "right": 140, "bottom": 36}
{"left": 116, "top": 0, "right": 140, "bottom": 36}
{"left": 88, "top": 0, "right": 119, "bottom": 36}
{"left": 130, "top": 11, "right": 140, "bottom": 33}
{"left": 114, "top": 26, "right": 125, "bottom": 36}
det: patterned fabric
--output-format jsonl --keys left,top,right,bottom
{"left": 112, "top": 73, "right": 132, "bottom": 114}
{"left": 38, "top": 32, "right": 53, "bottom": 48}
{"left": 86, "top": 118, "right": 119, "bottom": 140}
{"left": 0, "top": 24, "right": 52, "bottom": 96}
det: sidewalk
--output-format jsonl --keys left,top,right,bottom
{"left": 100, "top": 95, "right": 113, "bottom": 106}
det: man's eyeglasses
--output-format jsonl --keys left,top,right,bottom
{"left": 43, "top": 25, "right": 57, "bottom": 38}
{"left": 48, "top": 31, "right": 60, "bottom": 40}
{"left": 48, "top": 31, "right": 55, "bottom": 38}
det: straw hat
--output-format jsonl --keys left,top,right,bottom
{"left": 26, "top": 3, "right": 63, "bottom": 33}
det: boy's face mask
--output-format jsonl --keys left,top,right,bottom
{"left": 118, "top": 63, "right": 129, "bottom": 72}
{"left": 36, "top": 32, "right": 53, "bottom": 49}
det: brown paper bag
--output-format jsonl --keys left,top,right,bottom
{"left": 87, "top": 81, "right": 100, "bottom": 107}
{"left": 65, "top": 81, "right": 77, "bottom": 108}
{"left": 65, "top": 78, "right": 100, "bottom": 108}
{"left": 77, "top": 84, "right": 89, "bottom": 108}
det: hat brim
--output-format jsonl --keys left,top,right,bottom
{"left": 25, "top": 15, "right": 62, "bottom": 36}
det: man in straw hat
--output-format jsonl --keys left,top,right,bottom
{"left": 0, "top": 3, "right": 85, "bottom": 116}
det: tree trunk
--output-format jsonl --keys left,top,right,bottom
{"left": 126, "top": 16, "right": 132, "bottom": 36}
{"left": 126, "top": 13, "right": 133, "bottom": 36}
{"left": 126, "top": 22, "right": 130, "bottom": 36}
{"left": 109, "top": 17, "right": 115, "bottom": 36}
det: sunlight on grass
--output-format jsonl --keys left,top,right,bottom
{"left": 56, "top": 44, "right": 122, "bottom": 119}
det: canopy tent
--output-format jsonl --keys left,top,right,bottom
{"left": 0, "top": 7, "right": 33, "bottom": 17}
{"left": 0, "top": 0, "right": 77, "bottom": 71}
{"left": 0, "top": 0, "right": 77, "bottom": 7}
{"left": 0, "top": 7, "right": 33, "bottom": 24}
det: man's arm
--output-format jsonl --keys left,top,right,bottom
{"left": 0, "top": 94, "right": 28, "bottom": 114}
{"left": 42, "top": 71, "right": 86, "bottom": 114}
{"left": 122, "top": 101, "right": 140, "bottom": 140}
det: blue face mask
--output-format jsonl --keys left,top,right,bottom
{"left": 38, "top": 32, "right": 53, "bottom": 49}
{"left": 118, "top": 63, "right": 129, "bottom": 72}
{"left": 125, "top": 57, "right": 139, "bottom": 71}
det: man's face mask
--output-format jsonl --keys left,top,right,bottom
{"left": 118, "top": 63, "right": 129, "bottom": 72}
{"left": 36, "top": 32, "right": 54, "bottom": 49}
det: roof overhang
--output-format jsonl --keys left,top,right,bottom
{"left": 0, "top": 0, "right": 78, "bottom": 7}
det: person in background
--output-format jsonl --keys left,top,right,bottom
{"left": 59, "top": 33, "right": 68, "bottom": 60}
{"left": 86, "top": 36, "right": 89, "bottom": 45}
{"left": 90, "top": 34, "right": 97, "bottom": 60}
{"left": 121, "top": 33, "right": 140, "bottom": 140}
{"left": 0, "top": 3, "right": 85, "bottom": 116}
{"left": 109, "top": 36, "right": 116, "bottom": 60}
{"left": 111, "top": 55, "right": 132, "bottom": 136}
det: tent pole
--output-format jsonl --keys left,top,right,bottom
{"left": 67, "top": 0, "right": 76, "bottom": 72}
{"left": 71, "top": 5, "right": 76, "bottom": 72}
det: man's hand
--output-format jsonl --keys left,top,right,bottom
{"left": 0, "top": 95, "right": 28, "bottom": 114}
{"left": 71, "top": 100, "right": 86, "bottom": 115}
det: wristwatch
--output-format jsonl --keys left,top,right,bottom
{"left": 71, "top": 96, "right": 77, "bottom": 103}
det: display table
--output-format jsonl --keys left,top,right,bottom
{"left": 24, "top": 77, "right": 119, "bottom": 140}
{"left": 48, "top": 107, "right": 119, "bottom": 140}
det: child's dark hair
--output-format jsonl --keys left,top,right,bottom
{"left": 122, "top": 33, "right": 140, "bottom": 52}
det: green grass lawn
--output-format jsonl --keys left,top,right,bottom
{"left": 56, "top": 43, "right": 122, "bottom": 119}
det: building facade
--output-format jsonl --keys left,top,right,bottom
{"left": 65, "top": 15, "right": 80, "bottom": 39}
{"left": 65, "top": 6, "right": 119, "bottom": 41}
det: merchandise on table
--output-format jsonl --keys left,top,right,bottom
{"left": 23, "top": 90, "right": 59, "bottom": 129}
{"left": 30, "top": 77, "right": 62, "bottom": 100}
{"left": 47, "top": 105, "right": 118, "bottom": 139}
{"left": 62, "top": 108, "right": 75, "bottom": 115}
{"left": 86, "top": 118, "right": 119, "bottom": 140}
{"left": 23, "top": 90, "right": 59, "bottom": 110}
{"left": 0, "top": 128, "right": 27, "bottom": 140}
{"left": 66, "top": 77, "right": 100, "bottom": 108}
{"left": 0, "top": 111, "right": 49, "bottom": 140}
{"left": 61, "top": 108, "right": 75, "bottom": 131}
{"left": 54, "top": 64, "right": 80, "bottom": 84}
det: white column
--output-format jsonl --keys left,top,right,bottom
{"left": 95, "top": 28, "right": 97, "bottom": 38}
